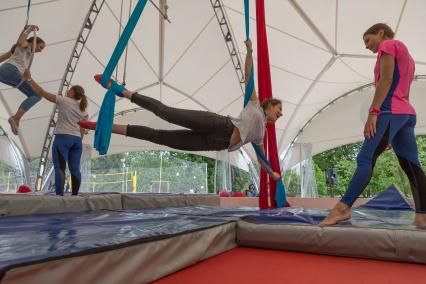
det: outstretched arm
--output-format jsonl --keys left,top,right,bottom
{"left": 244, "top": 39, "right": 259, "bottom": 104}
{"left": 257, "top": 144, "right": 281, "bottom": 181}
{"left": 24, "top": 70, "right": 57, "bottom": 103}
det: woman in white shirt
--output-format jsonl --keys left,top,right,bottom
{"left": 0, "top": 25, "right": 45, "bottom": 135}
{"left": 25, "top": 70, "right": 88, "bottom": 196}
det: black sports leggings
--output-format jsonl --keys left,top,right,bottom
{"left": 126, "top": 93, "right": 234, "bottom": 151}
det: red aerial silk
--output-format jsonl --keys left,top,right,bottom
{"left": 255, "top": 0, "right": 288, "bottom": 208}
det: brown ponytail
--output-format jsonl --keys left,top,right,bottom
{"left": 71, "top": 85, "right": 88, "bottom": 111}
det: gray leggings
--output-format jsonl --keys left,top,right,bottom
{"left": 126, "top": 93, "right": 234, "bottom": 151}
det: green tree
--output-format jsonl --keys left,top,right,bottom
{"left": 283, "top": 169, "right": 300, "bottom": 197}
{"left": 314, "top": 163, "right": 328, "bottom": 197}
{"left": 313, "top": 135, "right": 426, "bottom": 198}
{"left": 231, "top": 165, "right": 252, "bottom": 193}
{"left": 169, "top": 152, "right": 216, "bottom": 193}
{"left": 89, "top": 151, "right": 252, "bottom": 193}
{"left": 313, "top": 143, "right": 361, "bottom": 172}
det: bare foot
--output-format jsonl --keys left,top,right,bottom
{"left": 319, "top": 202, "right": 351, "bottom": 227}
{"left": 8, "top": 116, "right": 20, "bottom": 135}
{"left": 122, "top": 90, "right": 136, "bottom": 100}
{"left": 413, "top": 213, "right": 426, "bottom": 228}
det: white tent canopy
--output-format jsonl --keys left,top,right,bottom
{"left": 1, "top": 0, "right": 425, "bottom": 167}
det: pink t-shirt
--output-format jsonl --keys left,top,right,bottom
{"left": 374, "top": 40, "right": 415, "bottom": 115}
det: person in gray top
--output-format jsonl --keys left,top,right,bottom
{"left": 79, "top": 40, "right": 283, "bottom": 181}
{"left": 24, "top": 70, "right": 88, "bottom": 196}
{"left": 0, "top": 25, "right": 46, "bottom": 135}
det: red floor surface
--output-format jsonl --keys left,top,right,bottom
{"left": 153, "top": 247, "right": 426, "bottom": 284}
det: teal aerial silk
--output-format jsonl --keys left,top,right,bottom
{"left": 243, "top": 0, "right": 286, "bottom": 207}
{"left": 94, "top": 0, "right": 149, "bottom": 155}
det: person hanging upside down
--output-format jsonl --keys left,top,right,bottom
{"left": 0, "top": 25, "right": 45, "bottom": 135}
{"left": 24, "top": 70, "right": 88, "bottom": 196}
{"left": 320, "top": 23, "right": 426, "bottom": 227}
{"left": 79, "top": 39, "right": 283, "bottom": 181}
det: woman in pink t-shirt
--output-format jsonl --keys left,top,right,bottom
{"left": 321, "top": 23, "right": 426, "bottom": 227}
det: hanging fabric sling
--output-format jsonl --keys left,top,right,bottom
{"left": 94, "top": 0, "right": 149, "bottom": 155}
{"left": 244, "top": 0, "right": 287, "bottom": 208}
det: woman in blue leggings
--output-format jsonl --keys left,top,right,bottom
{"left": 24, "top": 70, "right": 88, "bottom": 196}
{"left": 321, "top": 23, "right": 426, "bottom": 226}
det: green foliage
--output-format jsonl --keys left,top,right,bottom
{"left": 0, "top": 161, "right": 17, "bottom": 192}
{"left": 282, "top": 169, "right": 300, "bottom": 197}
{"left": 313, "top": 135, "right": 426, "bottom": 198}
{"left": 313, "top": 143, "right": 361, "bottom": 171}
{"left": 89, "top": 151, "right": 251, "bottom": 193}
{"left": 333, "top": 159, "right": 357, "bottom": 197}
{"left": 0, "top": 161, "right": 11, "bottom": 172}
{"left": 167, "top": 151, "right": 252, "bottom": 193}
{"left": 314, "top": 162, "right": 328, "bottom": 197}
{"left": 169, "top": 152, "right": 216, "bottom": 193}
{"left": 231, "top": 165, "right": 252, "bottom": 193}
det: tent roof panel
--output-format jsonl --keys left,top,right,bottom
{"left": 1, "top": 0, "right": 425, "bottom": 165}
